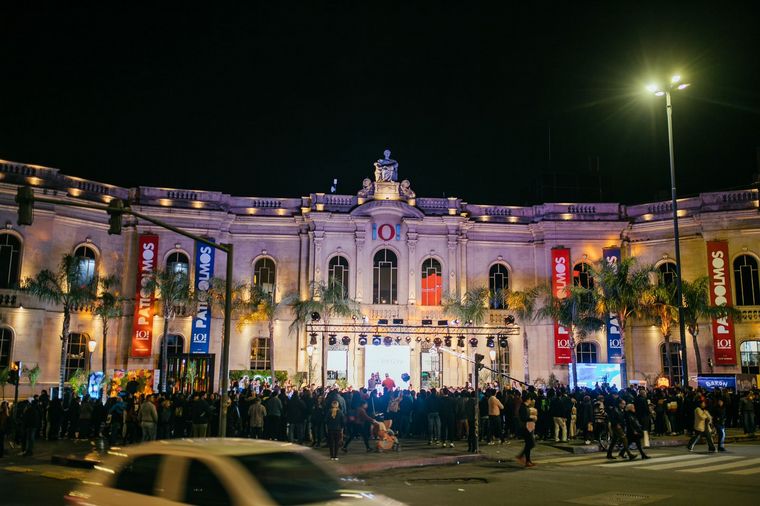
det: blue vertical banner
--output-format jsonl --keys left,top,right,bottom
{"left": 602, "top": 247, "right": 623, "bottom": 362}
{"left": 190, "top": 239, "right": 215, "bottom": 354}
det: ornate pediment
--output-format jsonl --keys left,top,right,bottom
{"left": 357, "top": 149, "right": 416, "bottom": 204}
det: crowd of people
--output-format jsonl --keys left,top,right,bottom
{"left": 0, "top": 379, "right": 758, "bottom": 468}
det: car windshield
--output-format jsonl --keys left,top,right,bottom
{"left": 233, "top": 452, "right": 342, "bottom": 505}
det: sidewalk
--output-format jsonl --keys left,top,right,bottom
{"left": 1, "top": 429, "right": 756, "bottom": 477}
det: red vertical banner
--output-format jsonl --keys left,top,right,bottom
{"left": 706, "top": 241, "right": 737, "bottom": 365}
{"left": 131, "top": 234, "right": 159, "bottom": 357}
{"left": 552, "top": 248, "right": 572, "bottom": 364}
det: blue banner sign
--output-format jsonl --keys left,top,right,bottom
{"left": 190, "top": 240, "right": 215, "bottom": 354}
{"left": 602, "top": 247, "right": 622, "bottom": 362}
{"left": 697, "top": 375, "right": 736, "bottom": 390}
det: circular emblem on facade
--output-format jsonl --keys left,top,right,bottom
{"left": 377, "top": 223, "right": 396, "bottom": 241}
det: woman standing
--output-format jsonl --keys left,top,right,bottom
{"left": 516, "top": 396, "right": 537, "bottom": 468}
{"left": 325, "top": 401, "right": 345, "bottom": 461}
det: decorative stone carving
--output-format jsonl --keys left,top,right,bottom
{"left": 400, "top": 179, "right": 416, "bottom": 199}
{"left": 374, "top": 149, "right": 398, "bottom": 182}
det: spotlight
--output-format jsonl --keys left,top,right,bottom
{"left": 422, "top": 319, "right": 433, "bottom": 326}
{"left": 444, "top": 336, "right": 452, "bottom": 347}
{"left": 341, "top": 335, "right": 351, "bottom": 346}
{"left": 457, "top": 336, "right": 465, "bottom": 348}
{"left": 499, "top": 336, "right": 508, "bottom": 348}
{"left": 395, "top": 337, "right": 402, "bottom": 344}
{"left": 437, "top": 320, "right": 449, "bottom": 326}
{"left": 486, "top": 336, "right": 495, "bottom": 348}
{"left": 452, "top": 319, "right": 461, "bottom": 325}
{"left": 311, "top": 312, "right": 321, "bottom": 322}
{"left": 415, "top": 336, "right": 422, "bottom": 342}
{"left": 425, "top": 337, "right": 431, "bottom": 343}
{"left": 383, "top": 336, "right": 393, "bottom": 346}
{"left": 505, "top": 315, "right": 515, "bottom": 325}
{"left": 372, "top": 334, "right": 382, "bottom": 346}
{"left": 309, "top": 332, "right": 318, "bottom": 345}
{"left": 328, "top": 334, "right": 337, "bottom": 345}
{"left": 405, "top": 336, "right": 412, "bottom": 344}
{"left": 469, "top": 337, "right": 478, "bottom": 347}
{"left": 433, "top": 337, "right": 443, "bottom": 347}
{"left": 358, "top": 333, "right": 368, "bottom": 346}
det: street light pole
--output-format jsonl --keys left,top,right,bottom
{"left": 648, "top": 76, "right": 691, "bottom": 387}
{"left": 665, "top": 90, "right": 689, "bottom": 388}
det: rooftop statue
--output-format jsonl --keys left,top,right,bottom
{"left": 374, "top": 149, "right": 398, "bottom": 182}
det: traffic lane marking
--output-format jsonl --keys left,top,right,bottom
{"left": 597, "top": 454, "right": 707, "bottom": 468}
{"left": 642, "top": 456, "right": 742, "bottom": 471}
{"left": 679, "top": 457, "right": 760, "bottom": 473}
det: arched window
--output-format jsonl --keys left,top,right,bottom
{"left": 73, "top": 245, "right": 97, "bottom": 286}
{"left": 0, "top": 327, "right": 12, "bottom": 369}
{"left": 373, "top": 249, "right": 397, "bottom": 304}
{"left": 740, "top": 340, "right": 760, "bottom": 375}
{"left": 489, "top": 264, "right": 509, "bottom": 309}
{"left": 576, "top": 342, "right": 598, "bottom": 363}
{"left": 658, "top": 261, "right": 678, "bottom": 287}
{"left": 65, "top": 332, "right": 89, "bottom": 381}
{"left": 734, "top": 254, "right": 760, "bottom": 306}
{"left": 161, "top": 334, "right": 185, "bottom": 355}
{"left": 0, "top": 233, "right": 21, "bottom": 289}
{"left": 253, "top": 258, "right": 276, "bottom": 296}
{"left": 421, "top": 258, "right": 442, "bottom": 306}
{"left": 573, "top": 262, "right": 594, "bottom": 289}
{"left": 250, "top": 337, "right": 270, "bottom": 370}
{"left": 328, "top": 256, "right": 349, "bottom": 299}
{"left": 660, "top": 342, "right": 683, "bottom": 386}
{"left": 166, "top": 251, "right": 190, "bottom": 277}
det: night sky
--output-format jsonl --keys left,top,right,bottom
{"left": 1, "top": 2, "right": 759, "bottom": 206}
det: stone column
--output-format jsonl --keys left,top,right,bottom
{"left": 407, "top": 230, "right": 418, "bottom": 305}
{"left": 447, "top": 235, "right": 458, "bottom": 299}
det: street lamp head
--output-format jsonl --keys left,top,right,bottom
{"left": 646, "top": 83, "right": 660, "bottom": 93}
{"left": 88, "top": 339, "right": 97, "bottom": 353}
{"left": 489, "top": 349, "right": 496, "bottom": 361}
{"left": 677, "top": 83, "right": 690, "bottom": 90}
{"left": 306, "top": 345, "right": 314, "bottom": 357}
{"left": 671, "top": 75, "right": 681, "bottom": 83}
{"left": 654, "top": 91, "right": 665, "bottom": 97}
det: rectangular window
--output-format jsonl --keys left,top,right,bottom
{"left": 250, "top": 337, "right": 270, "bottom": 370}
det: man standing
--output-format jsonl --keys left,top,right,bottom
{"left": 606, "top": 399, "right": 636, "bottom": 460}
{"left": 190, "top": 393, "right": 211, "bottom": 438}
{"left": 22, "top": 398, "right": 41, "bottom": 456}
{"left": 381, "top": 374, "right": 396, "bottom": 393}
{"left": 139, "top": 395, "right": 158, "bottom": 441}
{"left": 487, "top": 389, "right": 504, "bottom": 445}
{"left": 550, "top": 391, "right": 567, "bottom": 442}
{"left": 739, "top": 392, "right": 756, "bottom": 436}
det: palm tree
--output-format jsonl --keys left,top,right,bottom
{"left": 593, "top": 257, "right": 654, "bottom": 386}
{"left": 538, "top": 285, "right": 605, "bottom": 389}
{"left": 442, "top": 286, "right": 490, "bottom": 326}
{"left": 288, "top": 282, "right": 360, "bottom": 386}
{"left": 642, "top": 281, "right": 679, "bottom": 385}
{"left": 93, "top": 274, "right": 123, "bottom": 376}
{"left": 681, "top": 277, "right": 741, "bottom": 374}
{"left": 24, "top": 254, "right": 98, "bottom": 398}
{"left": 144, "top": 269, "right": 192, "bottom": 392}
{"left": 504, "top": 286, "right": 541, "bottom": 384}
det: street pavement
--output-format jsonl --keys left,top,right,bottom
{"left": 0, "top": 432, "right": 757, "bottom": 505}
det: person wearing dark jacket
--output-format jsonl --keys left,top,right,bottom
{"left": 606, "top": 400, "right": 636, "bottom": 460}
{"left": 425, "top": 389, "right": 441, "bottom": 444}
{"left": 22, "top": 399, "right": 41, "bottom": 456}
{"left": 515, "top": 397, "right": 537, "bottom": 467}
{"left": 190, "top": 393, "right": 212, "bottom": 438}
{"left": 465, "top": 391, "right": 478, "bottom": 453}
{"left": 310, "top": 396, "right": 325, "bottom": 448}
{"left": 578, "top": 396, "right": 594, "bottom": 444}
{"left": 286, "top": 393, "right": 306, "bottom": 443}
{"left": 342, "top": 401, "right": 374, "bottom": 452}
{"left": 439, "top": 388, "right": 457, "bottom": 447}
{"left": 711, "top": 397, "right": 727, "bottom": 451}
{"left": 325, "top": 401, "right": 345, "bottom": 460}
{"left": 624, "top": 404, "right": 649, "bottom": 459}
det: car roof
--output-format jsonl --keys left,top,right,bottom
{"left": 111, "top": 438, "right": 308, "bottom": 457}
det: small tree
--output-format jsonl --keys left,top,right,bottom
{"left": 23, "top": 364, "right": 41, "bottom": 394}
{"left": 443, "top": 286, "right": 491, "bottom": 326}
{"left": 241, "top": 285, "right": 281, "bottom": 388}
{"left": 0, "top": 367, "right": 9, "bottom": 399}
{"left": 186, "top": 361, "right": 198, "bottom": 394}
{"left": 593, "top": 257, "right": 655, "bottom": 386}
{"left": 642, "top": 282, "right": 679, "bottom": 385}
{"left": 288, "top": 282, "right": 360, "bottom": 386}
{"left": 503, "top": 287, "right": 541, "bottom": 384}
{"left": 24, "top": 254, "right": 98, "bottom": 398}
{"left": 538, "top": 285, "right": 605, "bottom": 389}
{"left": 93, "top": 274, "right": 123, "bottom": 376}
{"left": 68, "top": 368, "right": 87, "bottom": 397}
{"left": 144, "top": 269, "right": 192, "bottom": 393}
{"left": 681, "top": 277, "right": 741, "bottom": 374}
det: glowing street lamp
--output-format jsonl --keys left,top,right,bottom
{"left": 646, "top": 74, "right": 691, "bottom": 387}
{"left": 87, "top": 338, "right": 97, "bottom": 374}
{"left": 306, "top": 345, "right": 315, "bottom": 385}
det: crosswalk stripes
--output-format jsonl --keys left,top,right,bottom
{"left": 540, "top": 451, "right": 760, "bottom": 476}
{"left": 679, "top": 456, "right": 760, "bottom": 473}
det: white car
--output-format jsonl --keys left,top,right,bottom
{"left": 64, "top": 438, "right": 405, "bottom": 506}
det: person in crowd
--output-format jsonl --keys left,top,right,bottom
{"left": 248, "top": 397, "right": 266, "bottom": 439}
{"left": 710, "top": 396, "right": 727, "bottom": 452}
{"left": 78, "top": 396, "right": 93, "bottom": 439}
{"left": 550, "top": 390, "right": 567, "bottom": 442}
{"left": 606, "top": 399, "right": 636, "bottom": 460}
{"left": 21, "top": 398, "right": 41, "bottom": 456}
{"left": 108, "top": 396, "right": 125, "bottom": 445}
{"left": 487, "top": 389, "right": 504, "bottom": 445}
{"left": 325, "top": 400, "right": 345, "bottom": 461}
{"left": 343, "top": 400, "right": 374, "bottom": 452}
{"left": 190, "top": 392, "right": 211, "bottom": 438}
{"left": 157, "top": 398, "right": 172, "bottom": 439}
{"left": 381, "top": 373, "right": 396, "bottom": 393}
{"left": 310, "top": 395, "right": 325, "bottom": 447}
{"left": 425, "top": 388, "right": 441, "bottom": 445}
{"left": 139, "top": 394, "right": 158, "bottom": 441}
{"left": 286, "top": 391, "right": 306, "bottom": 443}
{"left": 465, "top": 390, "right": 479, "bottom": 453}
{"left": 688, "top": 399, "right": 716, "bottom": 452}
{"left": 439, "top": 388, "right": 457, "bottom": 448}
{"left": 263, "top": 389, "right": 283, "bottom": 440}
{"left": 739, "top": 392, "right": 756, "bottom": 436}
{"left": 624, "top": 404, "right": 649, "bottom": 459}
{"left": 515, "top": 396, "right": 537, "bottom": 468}
{"left": 578, "top": 395, "right": 594, "bottom": 444}
{"left": 0, "top": 401, "right": 10, "bottom": 458}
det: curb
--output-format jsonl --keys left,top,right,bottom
{"left": 339, "top": 453, "right": 486, "bottom": 475}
